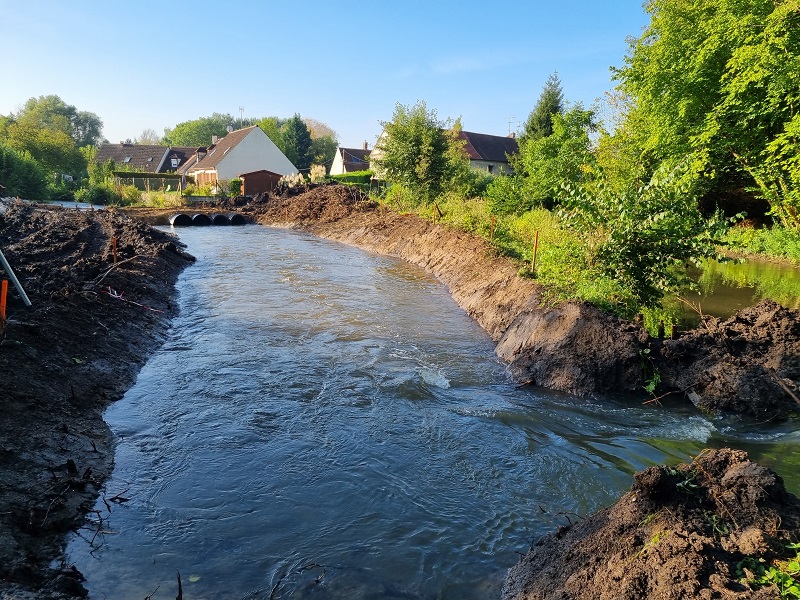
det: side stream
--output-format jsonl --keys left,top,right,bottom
{"left": 65, "top": 225, "right": 800, "bottom": 599}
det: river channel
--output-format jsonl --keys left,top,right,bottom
{"left": 65, "top": 225, "right": 800, "bottom": 599}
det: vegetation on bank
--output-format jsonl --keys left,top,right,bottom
{"left": 369, "top": 0, "right": 799, "bottom": 331}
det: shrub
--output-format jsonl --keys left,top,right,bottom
{"left": 75, "top": 182, "right": 119, "bottom": 205}
{"left": 329, "top": 170, "right": 373, "bottom": 184}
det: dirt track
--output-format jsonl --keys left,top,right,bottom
{"left": 1, "top": 185, "right": 799, "bottom": 598}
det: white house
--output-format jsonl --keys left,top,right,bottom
{"left": 179, "top": 126, "right": 297, "bottom": 187}
{"left": 329, "top": 143, "right": 371, "bottom": 175}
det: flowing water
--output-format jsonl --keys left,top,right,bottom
{"left": 65, "top": 225, "right": 800, "bottom": 599}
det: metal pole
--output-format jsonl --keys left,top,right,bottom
{"left": 0, "top": 248, "right": 32, "bottom": 307}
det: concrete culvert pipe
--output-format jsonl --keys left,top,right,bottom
{"left": 169, "top": 213, "right": 192, "bottom": 227}
{"left": 192, "top": 213, "right": 212, "bottom": 226}
{"left": 210, "top": 213, "right": 231, "bottom": 225}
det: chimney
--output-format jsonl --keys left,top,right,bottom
{"left": 508, "top": 132, "right": 516, "bottom": 139}
{"left": 363, "top": 140, "right": 368, "bottom": 150}
{"left": 211, "top": 135, "right": 219, "bottom": 145}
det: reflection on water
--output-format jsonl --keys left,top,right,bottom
{"left": 667, "top": 257, "right": 800, "bottom": 326}
{"left": 64, "top": 226, "right": 800, "bottom": 599}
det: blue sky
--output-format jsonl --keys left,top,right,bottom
{"left": 0, "top": 1, "right": 649, "bottom": 149}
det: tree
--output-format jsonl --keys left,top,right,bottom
{"left": 513, "top": 106, "right": 596, "bottom": 208}
{"left": 521, "top": 72, "right": 564, "bottom": 143}
{"left": 613, "top": 0, "right": 800, "bottom": 223}
{"left": 281, "top": 114, "right": 313, "bottom": 172}
{"left": 0, "top": 143, "right": 49, "bottom": 199}
{"left": 134, "top": 128, "right": 162, "bottom": 145}
{"left": 14, "top": 95, "right": 103, "bottom": 147}
{"left": 303, "top": 118, "right": 339, "bottom": 169}
{"left": 3, "top": 121, "right": 83, "bottom": 176}
{"left": 373, "top": 101, "right": 461, "bottom": 205}
{"left": 560, "top": 160, "right": 731, "bottom": 310}
{"left": 163, "top": 113, "right": 235, "bottom": 146}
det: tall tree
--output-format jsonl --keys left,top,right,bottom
{"left": 521, "top": 72, "right": 564, "bottom": 143}
{"left": 281, "top": 114, "right": 313, "bottom": 172}
{"left": 373, "top": 101, "right": 461, "bottom": 205}
{"left": 14, "top": 95, "right": 103, "bottom": 147}
{"left": 614, "top": 0, "right": 800, "bottom": 224}
{"left": 134, "top": 128, "right": 162, "bottom": 145}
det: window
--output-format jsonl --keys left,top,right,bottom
{"left": 123, "top": 157, "right": 131, "bottom": 163}
{"left": 487, "top": 164, "right": 494, "bottom": 174}
{"left": 171, "top": 158, "right": 179, "bottom": 168}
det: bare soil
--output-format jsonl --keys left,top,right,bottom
{"left": 1, "top": 183, "right": 799, "bottom": 599}
{"left": 503, "top": 448, "right": 800, "bottom": 600}
{"left": 0, "top": 200, "right": 193, "bottom": 598}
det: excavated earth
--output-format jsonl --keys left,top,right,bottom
{"left": 0, "top": 183, "right": 799, "bottom": 598}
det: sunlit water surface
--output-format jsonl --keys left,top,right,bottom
{"left": 65, "top": 225, "right": 800, "bottom": 599}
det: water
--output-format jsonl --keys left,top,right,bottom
{"left": 669, "top": 257, "right": 800, "bottom": 325}
{"left": 65, "top": 226, "right": 800, "bottom": 599}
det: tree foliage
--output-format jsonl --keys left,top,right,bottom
{"left": 373, "top": 101, "right": 464, "bottom": 205}
{"left": 512, "top": 106, "right": 596, "bottom": 209}
{"left": 163, "top": 113, "right": 236, "bottom": 147}
{"left": 0, "top": 143, "right": 49, "bottom": 199}
{"left": 614, "top": 0, "right": 800, "bottom": 225}
{"left": 13, "top": 95, "right": 103, "bottom": 148}
{"left": 281, "top": 114, "right": 313, "bottom": 172}
{"left": 560, "top": 160, "right": 731, "bottom": 309}
{"left": 521, "top": 72, "right": 564, "bottom": 143}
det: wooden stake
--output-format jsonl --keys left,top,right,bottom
{"left": 531, "top": 230, "right": 540, "bottom": 274}
{"left": 112, "top": 237, "right": 118, "bottom": 265}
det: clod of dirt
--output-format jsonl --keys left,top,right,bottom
{"left": 657, "top": 300, "right": 800, "bottom": 419}
{"left": 503, "top": 448, "right": 800, "bottom": 600}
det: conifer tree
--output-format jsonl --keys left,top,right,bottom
{"left": 521, "top": 72, "right": 565, "bottom": 143}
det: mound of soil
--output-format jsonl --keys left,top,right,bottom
{"left": 0, "top": 200, "right": 193, "bottom": 598}
{"left": 255, "top": 183, "right": 800, "bottom": 416}
{"left": 658, "top": 301, "right": 800, "bottom": 420}
{"left": 503, "top": 448, "right": 800, "bottom": 599}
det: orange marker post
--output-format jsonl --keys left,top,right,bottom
{"left": 112, "top": 236, "right": 118, "bottom": 265}
{"left": 0, "top": 279, "right": 8, "bottom": 323}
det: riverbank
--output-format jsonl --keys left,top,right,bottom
{"left": 254, "top": 183, "right": 800, "bottom": 420}
{"left": 0, "top": 199, "right": 194, "bottom": 598}
{"left": 1, "top": 187, "right": 799, "bottom": 598}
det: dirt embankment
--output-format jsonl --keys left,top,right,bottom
{"left": 254, "top": 184, "right": 800, "bottom": 420}
{"left": 503, "top": 448, "right": 800, "bottom": 600}
{"left": 0, "top": 200, "right": 193, "bottom": 598}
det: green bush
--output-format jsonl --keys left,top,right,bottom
{"left": 724, "top": 223, "right": 800, "bottom": 263}
{"left": 329, "top": 170, "right": 373, "bottom": 184}
{"left": 75, "top": 182, "right": 119, "bottom": 205}
{"left": 0, "top": 143, "right": 49, "bottom": 200}
{"left": 229, "top": 178, "right": 242, "bottom": 197}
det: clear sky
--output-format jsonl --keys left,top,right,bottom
{"left": 0, "top": 1, "right": 649, "bottom": 149}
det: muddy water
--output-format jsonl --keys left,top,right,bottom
{"left": 65, "top": 226, "right": 800, "bottom": 599}
{"left": 670, "top": 258, "right": 800, "bottom": 324}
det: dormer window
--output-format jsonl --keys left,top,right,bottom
{"left": 123, "top": 157, "right": 131, "bottom": 163}
{"left": 171, "top": 158, "right": 179, "bottom": 168}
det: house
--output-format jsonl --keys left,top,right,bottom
{"left": 178, "top": 126, "right": 297, "bottom": 188}
{"left": 457, "top": 130, "right": 518, "bottom": 175}
{"left": 369, "top": 129, "right": 518, "bottom": 178}
{"left": 94, "top": 143, "right": 197, "bottom": 173}
{"left": 329, "top": 143, "right": 371, "bottom": 175}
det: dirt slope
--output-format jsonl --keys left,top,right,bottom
{"left": 0, "top": 200, "right": 193, "bottom": 598}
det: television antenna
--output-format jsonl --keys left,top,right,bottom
{"left": 239, "top": 106, "right": 244, "bottom": 128}
{"left": 507, "top": 116, "right": 516, "bottom": 135}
